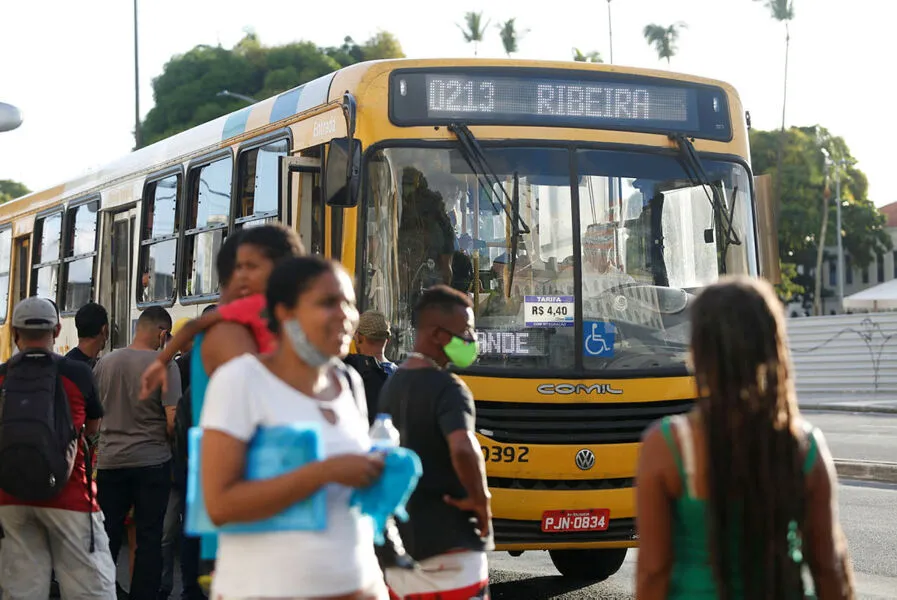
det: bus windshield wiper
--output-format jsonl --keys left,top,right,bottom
{"left": 448, "top": 124, "right": 531, "bottom": 236}
{"left": 449, "top": 123, "right": 530, "bottom": 298}
{"left": 508, "top": 171, "right": 520, "bottom": 298}
{"left": 669, "top": 134, "right": 741, "bottom": 250}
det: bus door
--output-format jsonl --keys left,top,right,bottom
{"left": 280, "top": 153, "right": 324, "bottom": 256}
{"left": 103, "top": 207, "right": 137, "bottom": 349}
{"left": 1, "top": 233, "right": 28, "bottom": 359}
{"left": 11, "top": 235, "right": 30, "bottom": 306}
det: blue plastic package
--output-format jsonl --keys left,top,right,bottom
{"left": 185, "top": 423, "right": 327, "bottom": 536}
{"left": 350, "top": 447, "right": 422, "bottom": 545}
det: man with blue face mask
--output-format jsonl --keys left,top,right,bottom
{"left": 377, "top": 285, "right": 493, "bottom": 599}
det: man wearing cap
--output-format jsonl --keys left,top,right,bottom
{"left": 344, "top": 311, "right": 397, "bottom": 425}
{"left": 0, "top": 297, "right": 116, "bottom": 600}
{"left": 355, "top": 310, "right": 398, "bottom": 376}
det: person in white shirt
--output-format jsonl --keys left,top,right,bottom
{"left": 199, "top": 256, "right": 388, "bottom": 600}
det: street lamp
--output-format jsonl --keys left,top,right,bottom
{"left": 217, "top": 90, "right": 258, "bottom": 104}
{"left": 0, "top": 102, "right": 23, "bottom": 133}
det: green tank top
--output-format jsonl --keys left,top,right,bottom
{"left": 659, "top": 416, "right": 819, "bottom": 599}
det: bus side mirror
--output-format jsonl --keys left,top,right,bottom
{"left": 324, "top": 137, "right": 361, "bottom": 207}
{"left": 754, "top": 173, "right": 781, "bottom": 284}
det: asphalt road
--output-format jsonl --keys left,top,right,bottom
{"left": 134, "top": 480, "right": 895, "bottom": 600}
{"left": 803, "top": 410, "right": 897, "bottom": 464}
{"left": 117, "top": 412, "right": 897, "bottom": 599}
{"left": 488, "top": 480, "right": 897, "bottom": 599}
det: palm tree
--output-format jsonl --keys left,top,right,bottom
{"left": 573, "top": 48, "right": 603, "bottom": 63}
{"left": 756, "top": 0, "right": 794, "bottom": 134}
{"left": 458, "top": 11, "right": 490, "bottom": 56}
{"left": 642, "top": 22, "right": 687, "bottom": 65}
{"left": 498, "top": 18, "right": 526, "bottom": 57}
{"left": 756, "top": 0, "right": 795, "bottom": 226}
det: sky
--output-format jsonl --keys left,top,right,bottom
{"left": 1, "top": 0, "right": 893, "bottom": 205}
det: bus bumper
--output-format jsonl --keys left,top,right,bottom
{"left": 488, "top": 487, "right": 639, "bottom": 551}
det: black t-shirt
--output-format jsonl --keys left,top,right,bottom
{"left": 378, "top": 367, "right": 493, "bottom": 561}
{"left": 175, "top": 350, "right": 191, "bottom": 394}
{"left": 65, "top": 346, "right": 96, "bottom": 368}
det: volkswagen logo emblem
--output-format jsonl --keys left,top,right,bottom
{"left": 575, "top": 449, "right": 596, "bottom": 471}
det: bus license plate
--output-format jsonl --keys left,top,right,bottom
{"left": 541, "top": 509, "right": 610, "bottom": 533}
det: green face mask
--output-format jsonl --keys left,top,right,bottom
{"left": 443, "top": 335, "right": 478, "bottom": 368}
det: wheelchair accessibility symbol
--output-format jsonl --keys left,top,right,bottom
{"left": 584, "top": 321, "right": 616, "bottom": 358}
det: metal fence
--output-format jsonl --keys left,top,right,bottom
{"left": 787, "top": 312, "right": 897, "bottom": 401}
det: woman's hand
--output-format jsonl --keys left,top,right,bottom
{"left": 140, "top": 359, "right": 169, "bottom": 400}
{"left": 323, "top": 453, "right": 385, "bottom": 488}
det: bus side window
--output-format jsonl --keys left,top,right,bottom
{"left": 139, "top": 173, "right": 181, "bottom": 304}
{"left": 184, "top": 156, "right": 232, "bottom": 299}
{"left": 32, "top": 211, "right": 64, "bottom": 301}
{"left": 237, "top": 138, "right": 288, "bottom": 228}
{"left": 0, "top": 226, "right": 12, "bottom": 323}
{"left": 62, "top": 199, "right": 99, "bottom": 312}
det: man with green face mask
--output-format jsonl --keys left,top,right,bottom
{"left": 377, "top": 285, "right": 493, "bottom": 599}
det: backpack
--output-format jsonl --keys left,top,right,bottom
{"left": 0, "top": 349, "right": 79, "bottom": 502}
{"left": 342, "top": 354, "right": 389, "bottom": 425}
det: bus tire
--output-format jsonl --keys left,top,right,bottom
{"left": 548, "top": 548, "right": 627, "bottom": 581}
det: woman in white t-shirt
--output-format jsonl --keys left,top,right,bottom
{"left": 200, "top": 256, "right": 388, "bottom": 600}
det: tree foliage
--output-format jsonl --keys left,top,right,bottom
{"left": 359, "top": 31, "right": 404, "bottom": 63}
{"left": 572, "top": 48, "right": 603, "bottom": 63}
{"left": 776, "top": 261, "right": 804, "bottom": 303}
{"left": 755, "top": 0, "right": 795, "bottom": 22}
{"left": 0, "top": 179, "right": 30, "bottom": 204}
{"left": 140, "top": 32, "right": 405, "bottom": 147}
{"left": 750, "top": 126, "right": 891, "bottom": 304}
{"left": 643, "top": 22, "right": 687, "bottom": 65}
{"left": 498, "top": 18, "right": 525, "bottom": 57}
{"left": 458, "top": 11, "right": 490, "bottom": 56}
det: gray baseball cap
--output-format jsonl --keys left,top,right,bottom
{"left": 12, "top": 297, "right": 59, "bottom": 330}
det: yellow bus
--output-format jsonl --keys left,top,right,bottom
{"left": 0, "top": 58, "right": 777, "bottom": 581}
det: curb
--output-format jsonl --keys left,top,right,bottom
{"left": 835, "top": 459, "right": 897, "bottom": 484}
{"left": 801, "top": 404, "right": 897, "bottom": 415}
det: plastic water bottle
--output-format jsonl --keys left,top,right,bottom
{"left": 370, "top": 414, "right": 400, "bottom": 452}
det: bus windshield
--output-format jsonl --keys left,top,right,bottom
{"left": 363, "top": 145, "right": 756, "bottom": 373}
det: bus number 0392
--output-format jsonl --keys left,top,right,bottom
{"left": 481, "top": 445, "right": 529, "bottom": 463}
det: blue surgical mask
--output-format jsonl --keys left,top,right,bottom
{"left": 283, "top": 319, "right": 334, "bottom": 368}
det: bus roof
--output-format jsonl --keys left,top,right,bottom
{"left": 3, "top": 58, "right": 740, "bottom": 218}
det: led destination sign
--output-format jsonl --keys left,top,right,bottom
{"left": 390, "top": 69, "right": 731, "bottom": 140}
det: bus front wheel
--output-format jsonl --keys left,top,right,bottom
{"left": 548, "top": 548, "right": 627, "bottom": 581}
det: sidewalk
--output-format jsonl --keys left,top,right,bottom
{"left": 801, "top": 409, "right": 897, "bottom": 484}
{"left": 799, "top": 393, "right": 897, "bottom": 414}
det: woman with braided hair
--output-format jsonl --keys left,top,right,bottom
{"left": 636, "top": 276, "right": 855, "bottom": 600}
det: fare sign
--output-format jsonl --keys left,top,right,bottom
{"left": 524, "top": 295, "right": 574, "bottom": 328}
